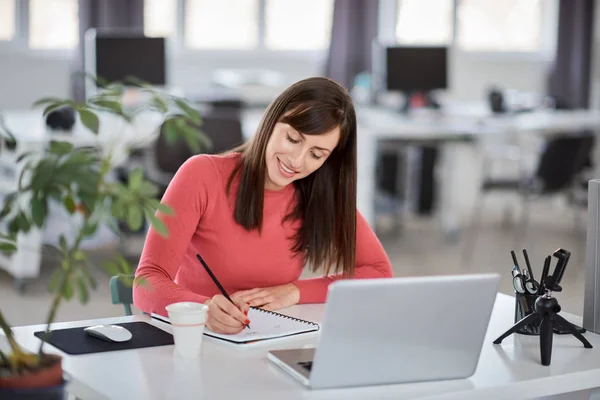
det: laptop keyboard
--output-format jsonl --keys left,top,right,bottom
{"left": 298, "top": 361, "right": 313, "bottom": 371}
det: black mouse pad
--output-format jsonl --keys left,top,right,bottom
{"left": 33, "top": 321, "right": 174, "bottom": 355}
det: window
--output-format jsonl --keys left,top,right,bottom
{"left": 456, "top": 0, "right": 542, "bottom": 52}
{"left": 265, "top": 0, "right": 334, "bottom": 50}
{"left": 29, "top": 0, "right": 79, "bottom": 49}
{"left": 0, "top": 0, "right": 15, "bottom": 41}
{"left": 185, "top": 0, "right": 259, "bottom": 49}
{"left": 395, "top": 0, "right": 453, "bottom": 45}
{"left": 144, "top": 0, "right": 177, "bottom": 38}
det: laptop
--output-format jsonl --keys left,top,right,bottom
{"left": 268, "top": 273, "right": 500, "bottom": 389}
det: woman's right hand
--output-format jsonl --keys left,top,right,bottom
{"left": 204, "top": 294, "right": 250, "bottom": 334}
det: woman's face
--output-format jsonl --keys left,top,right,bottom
{"left": 264, "top": 122, "right": 340, "bottom": 191}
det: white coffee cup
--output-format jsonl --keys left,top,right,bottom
{"left": 165, "top": 302, "right": 209, "bottom": 358}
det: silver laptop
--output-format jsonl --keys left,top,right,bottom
{"left": 268, "top": 273, "right": 500, "bottom": 389}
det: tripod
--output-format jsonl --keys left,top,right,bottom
{"left": 493, "top": 291, "right": 593, "bottom": 366}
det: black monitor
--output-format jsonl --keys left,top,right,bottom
{"left": 95, "top": 36, "right": 166, "bottom": 86}
{"left": 385, "top": 46, "right": 448, "bottom": 92}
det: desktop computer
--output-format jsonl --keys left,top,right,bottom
{"left": 384, "top": 46, "right": 448, "bottom": 112}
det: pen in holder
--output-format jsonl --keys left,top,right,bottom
{"left": 514, "top": 292, "right": 540, "bottom": 335}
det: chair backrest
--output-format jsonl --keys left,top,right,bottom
{"left": 535, "top": 135, "right": 594, "bottom": 193}
{"left": 110, "top": 274, "right": 134, "bottom": 316}
{"left": 155, "top": 112, "right": 245, "bottom": 174}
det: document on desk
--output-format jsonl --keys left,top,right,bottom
{"left": 151, "top": 307, "right": 319, "bottom": 344}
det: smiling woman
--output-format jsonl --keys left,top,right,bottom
{"left": 133, "top": 77, "right": 393, "bottom": 335}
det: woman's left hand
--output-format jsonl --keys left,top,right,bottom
{"left": 232, "top": 283, "right": 300, "bottom": 310}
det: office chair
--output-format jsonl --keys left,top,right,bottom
{"left": 110, "top": 274, "right": 134, "bottom": 316}
{"left": 462, "top": 134, "right": 594, "bottom": 264}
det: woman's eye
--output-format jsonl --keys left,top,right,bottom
{"left": 286, "top": 135, "right": 300, "bottom": 144}
{"left": 311, "top": 152, "right": 323, "bottom": 160}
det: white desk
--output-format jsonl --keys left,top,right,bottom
{"left": 7, "top": 293, "right": 600, "bottom": 400}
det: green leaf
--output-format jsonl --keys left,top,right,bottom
{"left": 128, "top": 168, "right": 144, "bottom": 191}
{"left": 82, "top": 222, "right": 98, "bottom": 237}
{"left": 115, "top": 254, "right": 133, "bottom": 274}
{"left": 156, "top": 202, "right": 174, "bottom": 216}
{"left": 49, "top": 141, "right": 74, "bottom": 155}
{"left": 0, "top": 242, "right": 17, "bottom": 254}
{"left": 139, "top": 181, "right": 159, "bottom": 197}
{"left": 47, "top": 269, "right": 63, "bottom": 293}
{"left": 30, "top": 197, "right": 47, "bottom": 228}
{"left": 16, "top": 212, "right": 31, "bottom": 233}
{"left": 175, "top": 98, "right": 202, "bottom": 124}
{"left": 63, "top": 196, "right": 76, "bottom": 214}
{"left": 102, "top": 260, "right": 121, "bottom": 277}
{"left": 147, "top": 213, "right": 168, "bottom": 238}
{"left": 182, "top": 125, "right": 202, "bottom": 153}
{"left": 90, "top": 99, "right": 123, "bottom": 115}
{"left": 58, "top": 235, "right": 69, "bottom": 255}
{"left": 31, "top": 160, "right": 55, "bottom": 191}
{"left": 151, "top": 96, "right": 169, "bottom": 113}
{"left": 63, "top": 275, "right": 74, "bottom": 300}
{"left": 16, "top": 151, "right": 34, "bottom": 163}
{"left": 78, "top": 109, "right": 100, "bottom": 135}
{"left": 163, "top": 119, "right": 179, "bottom": 145}
{"left": 126, "top": 207, "right": 144, "bottom": 231}
{"left": 79, "top": 264, "right": 98, "bottom": 290}
{"left": 76, "top": 276, "right": 89, "bottom": 304}
{"left": 32, "top": 97, "right": 65, "bottom": 108}
{"left": 43, "top": 103, "right": 65, "bottom": 117}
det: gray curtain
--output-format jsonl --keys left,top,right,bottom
{"left": 71, "top": 0, "right": 144, "bottom": 101}
{"left": 324, "top": 0, "right": 379, "bottom": 89}
{"left": 547, "top": 0, "right": 595, "bottom": 109}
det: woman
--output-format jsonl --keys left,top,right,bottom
{"left": 133, "top": 77, "right": 393, "bottom": 334}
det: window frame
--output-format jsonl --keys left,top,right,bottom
{"left": 0, "top": 0, "right": 78, "bottom": 58}
{"left": 169, "top": 0, "right": 330, "bottom": 62}
{"left": 387, "top": 0, "right": 558, "bottom": 62}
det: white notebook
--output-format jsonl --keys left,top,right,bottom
{"left": 151, "top": 307, "right": 319, "bottom": 344}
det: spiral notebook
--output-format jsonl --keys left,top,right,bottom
{"left": 151, "top": 307, "right": 319, "bottom": 344}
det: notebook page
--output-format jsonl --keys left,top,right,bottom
{"left": 150, "top": 308, "right": 319, "bottom": 344}
{"left": 204, "top": 307, "right": 319, "bottom": 343}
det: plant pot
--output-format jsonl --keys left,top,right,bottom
{"left": 0, "top": 354, "right": 66, "bottom": 399}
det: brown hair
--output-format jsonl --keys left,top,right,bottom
{"left": 226, "top": 77, "right": 357, "bottom": 278}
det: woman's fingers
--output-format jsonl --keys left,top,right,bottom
{"left": 214, "top": 295, "right": 250, "bottom": 326}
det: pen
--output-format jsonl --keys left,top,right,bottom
{"left": 510, "top": 250, "right": 521, "bottom": 273}
{"left": 522, "top": 249, "right": 535, "bottom": 281}
{"left": 196, "top": 253, "right": 250, "bottom": 329}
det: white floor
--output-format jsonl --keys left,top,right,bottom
{"left": 0, "top": 194, "right": 590, "bottom": 329}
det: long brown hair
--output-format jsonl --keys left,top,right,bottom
{"left": 226, "top": 77, "right": 357, "bottom": 277}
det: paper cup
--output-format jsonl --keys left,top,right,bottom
{"left": 165, "top": 302, "right": 209, "bottom": 358}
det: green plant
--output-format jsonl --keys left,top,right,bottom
{"left": 0, "top": 76, "right": 209, "bottom": 379}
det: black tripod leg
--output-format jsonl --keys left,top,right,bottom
{"left": 540, "top": 315, "right": 554, "bottom": 366}
{"left": 493, "top": 313, "right": 539, "bottom": 344}
{"left": 554, "top": 314, "right": 593, "bottom": 349}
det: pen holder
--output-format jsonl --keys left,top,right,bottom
{"left": 514, "top": 292, "right": 541, "bottom": 335}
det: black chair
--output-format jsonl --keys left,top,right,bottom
{"left": 463, "top": 134, "right": 594, "bottom": 263}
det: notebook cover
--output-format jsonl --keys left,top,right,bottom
{"left": 33, "top": 321, "right": 173, "bottom": 355}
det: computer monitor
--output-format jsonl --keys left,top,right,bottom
{"left": 83, "top": 29, "right": 167, "bottom": 98}
{"left": 385, "top": 46, "right": 448, "bottom": 93}
{"left": 584, "top": 179, "right": 600, "bottom": 334}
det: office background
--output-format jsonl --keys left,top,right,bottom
{"left": 0, "top": 0, "right": 597, "bottom": 328}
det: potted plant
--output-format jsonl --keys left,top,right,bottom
{"left": 0, "top": 76, "right": 209, "bottom": 398}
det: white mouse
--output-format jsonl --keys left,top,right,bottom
{"left": 84, "top": 324, "right": 132, "bottom": 342}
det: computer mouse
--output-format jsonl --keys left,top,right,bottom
{"left": 84, "top": 324, "right": 132, "bottom": 342}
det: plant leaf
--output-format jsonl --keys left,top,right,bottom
{"left": 43, "top": 104, "right": 63, "bottom": 117}
{"left": 128, "top": 168, "right": 144, "bottom": 191}
{"left": 76, "top": 276, "right": 89, "bottom": 304}
{"left": 147, "top": 213, "right": 168, "bottom": 237}
{"left": 58, "top": 235, "right": 69, "bottom": 256}
{"left": 63, "top": 274, "right": 74, "bottom": 300}
{"left": 32, "top": 97, "right": 65, "bottom": 108}
{"left": 79, "top": 264, "right": 98, "bottom": 290}
{"left": 175, "top": 98, "right": 202, "bottom": 124}
{"left": 30, "top": 197, "right": 47, "bottom": 228}
{"left": 139, "top": 181, "right": 159, "bottom": 197}
{"left": 0, "top": 242, "right": 17, "bottom": 254}
{"left": 78, "top": 109, "right": 100, "bottom": 135}
{"left": 156, "top": 202, "right": 174, "bottom": 216}
{"left": 163, "top": 119, "right": 179, "bottom": 145}
{"left": 101, "top": 260, "right": 121, "bottom": 277}
{"left": 63, "top": 196, "right": 76, "bottom": 214}
{"left": 49, "top": 141, "right": 74, "bottom": 155}
{"left": 126, "top": 206, "right": 144, "bottom": 231}
{"left": 48, "top": 268, "right": 63, "bottom": 293}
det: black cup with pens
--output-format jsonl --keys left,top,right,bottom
{"left": 511, "top": 250, "right": 541, "bottom": 335}
{"left": 494, "top": 247, "right": 593, "bottom": 366}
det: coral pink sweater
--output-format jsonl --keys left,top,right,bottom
{"left": 133, "top": 153, "right": 393, "bottom": 316}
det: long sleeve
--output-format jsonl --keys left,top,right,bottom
{"left": 292, "top": 210, "right": 393, "bottom": 303}
{"left": 133, "top": 155, "right": 215, "bottom": 315}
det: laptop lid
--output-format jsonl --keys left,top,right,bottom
{"left": 308, "top": 273, "right": 500, "bottom": 389}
